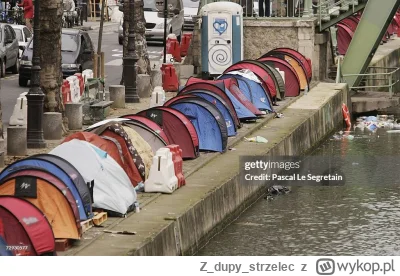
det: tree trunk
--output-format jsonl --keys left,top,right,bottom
{"left": 40, "top": 0, "right": 66, "bottom": 132}
{"left": 121, "top": 0, "right": 151, "bottom": 85}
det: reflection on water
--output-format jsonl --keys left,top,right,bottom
{"left": 197, "top": 115, "right": 400, "bottom": 256}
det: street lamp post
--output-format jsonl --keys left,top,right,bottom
{"left": 123, "top": 0, "right": 140, "bottom": 103}
{"left": 26, "top": 0, "right": 46, "bottom": 148}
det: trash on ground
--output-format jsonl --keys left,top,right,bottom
{"left": 103, "top": 230, "right": 137, "bottom": 235}
{"left": 244, "top": 136, "right": 268, "bottom": 143}
{"left": 275, "top": 113, "right": 284, "bottom": 118}
{"left": 229, "top": 148, "right": 236, "bottom": 151}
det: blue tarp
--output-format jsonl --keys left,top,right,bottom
{"left": 0, "top": 160, "right": 87, "bottom": 221}
{"left": 170, "top": 102, "right": 224, "bottom": 152}
{"left": 219, "top": 74, "right": 273, "bottom": 113}
{"left": 0, "top": 236, "right": 14, "bottom": 256}
{"left": 190, "top": 92, "right": 237, "bottom": 137}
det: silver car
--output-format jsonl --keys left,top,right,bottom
{"left": 118, "top": 0, "right": 184, "bottom": 44}
{"left": 183, "top": 0, "right": 199, "bottom": 30}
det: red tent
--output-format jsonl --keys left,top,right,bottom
{"left": 0, "top": 196, "right": 56, "bottom": 256}
{"left": 337, "top": 23, "right": 354, "bottom": 55}
{"left": 340, "top": 16, "right": 359, "bottom": 32}
{"left": 186, "top": 77, "right": 263, "bottom": 116}
{"left": 264, "top": 47, "right": 313, "bottom": 82}
{"left": 137, "top": 107, "right": 199, "bottom": 159}
{"left": 119, "top": 114, "right": 170, "bottom": 144}
{"left": 258, "top": 57, "right": 301, "bottom": 97}
{"left": 223, "top": 60, "right": 278, "bottom": 99}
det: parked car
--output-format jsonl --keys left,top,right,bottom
{"left": 118, "top": 0, "right": 184, "bottom": 44}
{"left": 11, "top": 25, "right": 32, "bottom": 58}
{"left": 0, "top": 23, "right": 20, "bottom": 78}
{"left": 183, "top": 0, "right": 199, "bottom": 30}
{"left": 19, "top": 28, "right": 94, "bottom": 87}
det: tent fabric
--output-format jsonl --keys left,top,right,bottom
{"left": 119, "top": 115, "right": 170, "bottom": 144}
{"left": 337, "top": 23, "right": 354, "bottom": 55}
{"left": 0, "top": 196, "right": 56, "bottom": 256}
{"left": 5, "top": 169, "right": 80, "bottom": 222}
{"left": 136, "top": 107, "right": 199, "bottom": 159}
{"left": 264, "top": 64, "right": 286, "bottom": 100}
{"left": 0, "top": 176, "right": 81, "bottom": 240}
{"left": 278, "top": 54, "right": 308, "bottom": 90}
{"left": 89, "top": 122, "right": 146, "bottom": 183}
{"left": 178, "top": 90, "right": 237, "bottom": 137}
{"left": 0, "top": 158, "right": 90, "bottom": 221}
{"left": 179, "top": 83, "right": 241, "bottom": 127}
{"left": 258, "top": 57, "right": 301, "bottom": 97}
{"left": 50, "top": 139, "right": 137, "bottom": 216}
{"left": 63, "top": 131, "right": 142, "bottom": 187}
{"left": 218, "top": 73, "right": 274, "bottom": 113}
{"left": 122, "top": 126, "right": 154, "bottom": 179}
{"left": 118, "top": 120, "right": 167, "bottom": 154}
{"left": 265, "top": 47, "right": 313, "bottom": 81}
{"left": 0, "top": 236, "right": 14, "bottom": 256}
{"left": 165, "top": 96, "right": 228, "bottom": 152}
{"left": 27, "top": 154, "right": 92, "bottom": 219}
{"left": 223, "top": 61, "right": 278, "bottom": 99}
{"left": 186, "top": 77, "right": 263, "bottom": 117}
{"left": 340, "top": 17, "right": 359, "bottom": 33}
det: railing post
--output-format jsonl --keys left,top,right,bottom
{"left": 389, "top": 73, "right": 393, "bottom": 99}
{"left": 303, "top": 0, "right": 313, "bottom": 17}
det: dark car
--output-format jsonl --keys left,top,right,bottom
{"left": 0, "top": 23, "right": 20, "bottom": 78}
{"left": 19, "top": 28, "right": 94, "bottom": 87}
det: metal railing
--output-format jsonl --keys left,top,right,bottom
{"left": 336, "top": 60, "right": 400, "bottom": 98}
{"left": 200, "top": 0, "right": 363, "bottom": 20}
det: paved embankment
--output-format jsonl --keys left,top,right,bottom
{"left": 64, "top": 82, "right": 349, "bottom": 256}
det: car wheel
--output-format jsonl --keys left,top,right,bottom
{"left": 11, "top": 57, "right": 19, "bottom": 74}
{"left": 19, "top": 76, "right": 28, "bottom": 87}
{"left": 118, "top": 37, "right": 123, "bottom": 45}
{"left": 0, "top": 60, "right": 5, "bottom": 78}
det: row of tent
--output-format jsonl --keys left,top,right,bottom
{"left": 337, "top": 10, "right": 400, "bottom": 55}
{"left": 0, "top": 47, "right": 312, "bottom": 256}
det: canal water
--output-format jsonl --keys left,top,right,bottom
{"left": 197, "top": 111, "right": 400, "bottom": 256}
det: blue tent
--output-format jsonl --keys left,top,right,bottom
{"left": 0, "top": 236, "right": 14, "bottom": 256}
{"left": 219, "top": 74, "right": 274, "bottom": 113}
{"left": 0, "top": 159, "right": 91, "bottom": 221}
{"left": 165, "top": 96, "right": 228, "bottom": 152}
{"left": 179, "top": 90, "right": 237, "bottom": 137}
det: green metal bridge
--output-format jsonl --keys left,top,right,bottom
{"left": 201, "top": 0, "right": 400, "bottom": 93}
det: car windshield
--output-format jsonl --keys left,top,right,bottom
{"left": 13, "top": 29, "right": 23, "bottom": 42}
{"left": 183, "top": 0, "right": 199, "bottom": 8}
{"left": 29, "top": 33, "right": 79, "bottom": 52}
{"left": 143, "top": 0, "right": 158, "bottom": 11}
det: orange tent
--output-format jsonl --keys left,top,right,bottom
{"left": 0, "top": 176, "right": 81, "bottom": 240}
{"left": 282, "top": 55, "right": 308, "bottom": 91}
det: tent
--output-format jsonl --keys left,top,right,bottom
{"left": 336, "top": 23, "right": 354, "bottom": 55}
{"left": 179, "top": 83, "right": 241, "bottom": 126}
{"left": 119, "top": 115, "right": 170, "bottom": 144}
{"left": 186, "top": 77, "right": 263, "bottom": 117}
{"left": 0, "top": 156, "right": 92, "bottom": 221}
{"left": 263, "top": 64, "right": 286, "bottom": 100}
{"left": 0, "top": 236, "right": 14, "bottom": 256}
{"left": 136, "top": 107, "right": 200, "bottom": 159}
{"left": 0, "top": 175, "right": 81, "bottom": 240}
{"left": 0, "top": 196, "right": 56, "bottom": 256}
{"left": 218, "top": 70, "right": 274, "bottom": 112}
{"left": 258, "top": 57, "right": 301, "bottom": 97}
{"left": 178, "top": 90, "right": 237, "bottom": 137}
{"left": 265, "top": 47, "right": 313, "bottom": 82}
{"left": 50, "top": 139, "right": 138, "bottom": 216}
{"left": 165, "top": 95, "right": 228, "bottom": 152}
{"left": 223, "top": 60, "right": 279, "bottom": 100}
{"left": 63, "top": 131, "right": 144, "bottom": 187}
{"left": 263, "top": 51, "right": 309, "bottom": 91}
{"left": 340, "top": 16, "right": 359, "bottom": 33}
{"left": 88, "top": 121, "right": 147, "bottom": 186}
{"left": 4, "top": 169, "right": 80, "bottom": 223}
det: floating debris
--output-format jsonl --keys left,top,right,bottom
{"left": 264, "top": 185, "right": 291, "bottom": 200}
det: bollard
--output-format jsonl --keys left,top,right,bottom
{"left": 43, "top": 112, "right": 63, "bottom": 140}
{"left": 65, "top": 103, "right": 83, "bottom": 130}
{"left": 0, "top": 138, "right": 4, "bottom": 168}
{"left": 7, "top": 126, "right": 27, "bottom": 156}
{"left": 104, "top": 91, "right": 110, "bottom": 101}
{"left": 109, "top": 85, "right": 125, "bottom": 108}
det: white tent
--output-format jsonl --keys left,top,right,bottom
{"left": 49, "top": 139, "right": 137, "bottom": 216}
